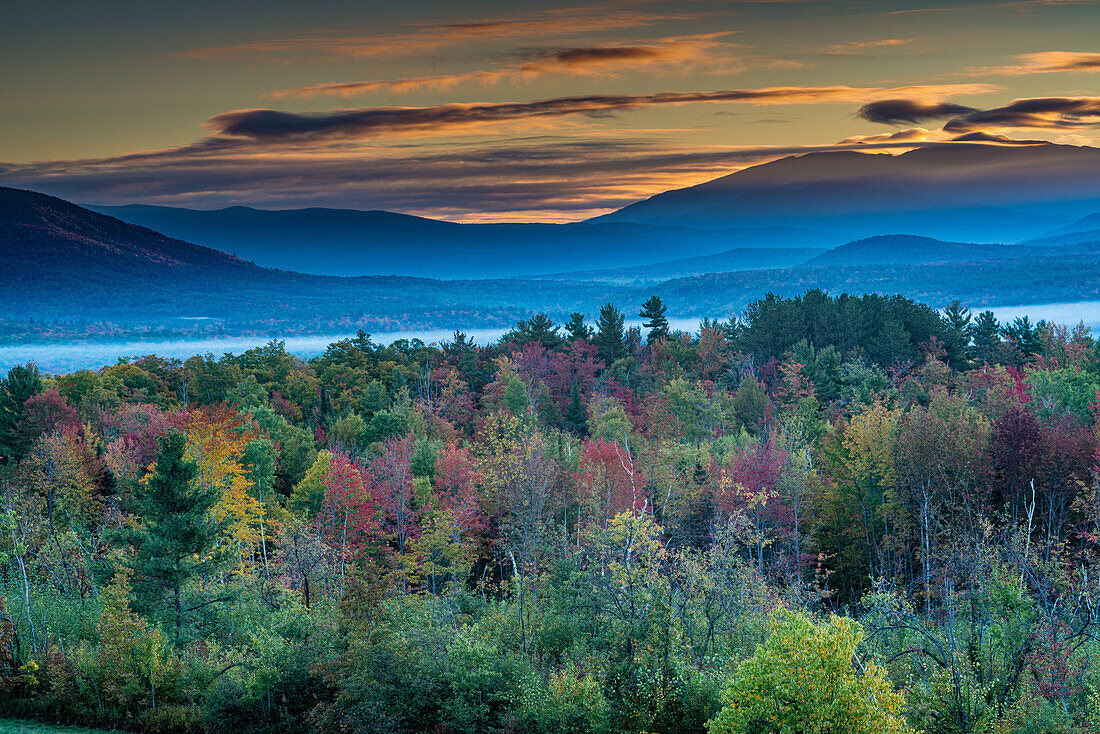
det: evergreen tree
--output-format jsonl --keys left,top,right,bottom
{"left": 512, "top": 313, "right": 562, "bottom": 349}
{"left": 0, "top": 363, "right": 43, "bottom": 464}
{"left": 942, "top": 300, "right": 973, "bottom": 370}
{"left": 565, "top": 380, "right": 588, "bottom": 435}
{"left": 972, "top": 310, "right": 1001, "bottom": 365}
{"left": 121, "top": 430, "right": 230, "bottom": 643}
{"left": 1002, "top": 315, "right": 1042, "bottom": 364}
{"left": 594, "top": 303, "right": 626, "bottom": 364}
{"left": 639, "top": 295, "right": 670, "bottom": 343}
{"left": 564, "top": 312, "right": 592, "bottom": 342}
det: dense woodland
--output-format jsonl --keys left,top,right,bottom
{"left": 2, "top": 290, "right": 1100, "bottom": 733}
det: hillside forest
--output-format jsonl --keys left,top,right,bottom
{"left": 4, "top": 291, "right": 1100, "bottom": 733}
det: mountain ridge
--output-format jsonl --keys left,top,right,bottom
{"left": 89, "top": 203, "right": 834, "bottom": 278}
{"left": 592, "top": 143, "right": 1100, "bottom": 242}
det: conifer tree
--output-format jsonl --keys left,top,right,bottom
{"left": 942, "top": 300, "right": 973, "bottom": 370}
{"left": 639, "top": 295, "right": 670, "bottom": 343}
{"left": 121, "top": 430, "right": 230, "bottom": 643}
{"left": 972, "top": 310, "right": 1001, "bottom": 365}
{"left": 565, "top": 380, "right": 588, "bottom": 435}
{"left": 594, "top": 303, "right": 626, "bottom": 364}
{"left": 564, "top": 312, "right": 592, "bottom": 342}
{"left": 0, "top": 363, "right": 43, "bottom": 464}
{"left": 514, "top": 313, "right": 562, "bottom": 349}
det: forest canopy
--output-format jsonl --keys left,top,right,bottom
{"left": 1, "top": 290, "right": 1099, "bottom": 733}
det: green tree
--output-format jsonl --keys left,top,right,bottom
{"left": 121, "top": 430, "right": 230, "bottom": 643}
{"left": 93, "top": 568, "right": 167, "bottom": 717}
{"left": 708, "top": 609, "right": 914, "bottom": 734}
{"left": 504, "top": 376, "right": 530, "bottom": 417}
{"left": 565, "top": 312, "right": 593, "bottom": 342}
{"left": 640, "top": 295, "right": 670, "bottom": 343}
{"left": 942, "top": 300, "right": 973, "bottom": 371}
{"left": 971, "top": 310, "right": 1001, "bottom": 365}
{"left": 594, "top": 302, "right": 626, "bottom": 364}
{"left": 0, "top": 363, "right": 43, "bottom": 464}
{"left": 513, "top": 313, "right": 563, "bottom": 349}
{"left": 1002, "top": 315, "right": 1042, "bottom": 364}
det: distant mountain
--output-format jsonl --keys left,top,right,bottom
{"left": 537, "top": 247, "right": 824, "bottom": 284}
{"left": 90, "top": 204, "right": 835, "bottom": 278}
{"left": 594, "top": 143, "right": 1100, "bottom": 243}
{"left": 1036, "top": 212, "right": 1100, "bottom": 238}
{"left": 8, "top": 180, "right": 1100, "bottom": 342}
{"left": 0, "top": 187, "right": 605, "bottom": 329}
{"left": 804, "top": 235, "right": 1030, "bottom": 267}
{"left": 1022, "top": 212, "right": 1100, "bottom": 246}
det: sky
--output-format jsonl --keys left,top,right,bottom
{"left": 2, "top": 0, "right": 1099, "bottom": 221}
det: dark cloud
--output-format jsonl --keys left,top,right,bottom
{"left": 943, "top": 97, "right": 1100, "bottom": 132}
{"left": 212, "top": 85, "right": 993, "bottom": 141}
{"left": 537, "top": 46, "right": 664, "bottom": 65}
{"left": 858, "top": 99, "right": 979, "bottom": 125}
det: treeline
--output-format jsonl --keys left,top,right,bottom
{"left": 1, "top": 290, "right": 1099, "bottom": 733}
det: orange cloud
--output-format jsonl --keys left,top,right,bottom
{"left": 822, "top": 38, "right": 913, "bottom": 56}
{"left": 838, "top": 128, "right": 945, "bottom": 144}
{"left": 973, "top": 51, "right": 1100, "bottom": 75}
{"left": 173, "top": 7, "right": 700, "bottom": 61}
{"left": 267, "top": 33, "right": 746, "bottom": 100}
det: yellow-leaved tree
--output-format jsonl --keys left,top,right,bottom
{"left": 177, "top": 406, "right": 265, "bottom": 568}
{"left": 707, "top": 608, "right": 916, "bottom": 734}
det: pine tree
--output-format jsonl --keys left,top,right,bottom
{"left": 121, "top": 430, "right": 230, "bottom": 643}
{"left": 565, "top": 380, "right": 588, "bottom": 435}
{"left": 639, "top": 295, "right": 670, "bottom": 343}
{"left": 942, "top": 300, "right": 972, "bottom": 370}
{"left": 513, "top": 313, "right": 562, "bottom": 349}
{"left": 0, "top": 363, "right": 43, "bottom": 464}
{"left": 594, "top": 303, "right": 626, "bottom": 364}
{"left": 1003, "top": 316, "right": 1042, "bottom": 362}
{"left": 971, "top": 310, "right": 1001, "bottom": 365}
{"left": 564, "top": 312, "right": 593, "bottom": 343}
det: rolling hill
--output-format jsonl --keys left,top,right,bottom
{"left": 804, "top": 235, "right": 1030, "bottom": 267}
{"left": 537, "top": 247, "right": 825, "bottom": 284}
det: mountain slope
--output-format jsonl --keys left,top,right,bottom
{"left": 594, "top": 143, "right": 1100, "bottom": 242}
{"left": 0, "top": 187, "right": 259, "bottom": 274}
{"left": 1036, "top": 212, "right": 1100, "bottom": 238}
{"left": 90, "top": 204, "right": 835, "bottom": 277}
